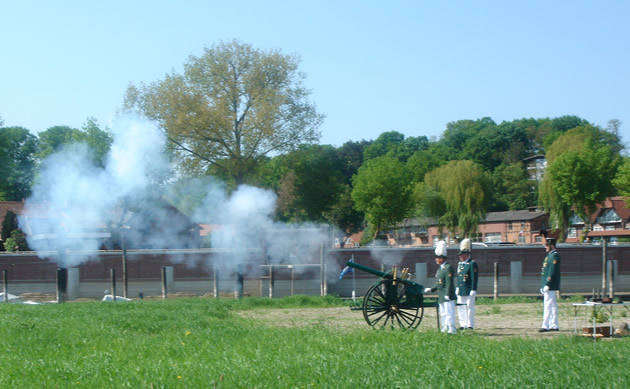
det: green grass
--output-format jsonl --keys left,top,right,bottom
{"left": 1, "top": 297, "right": 629, "bottom": 388}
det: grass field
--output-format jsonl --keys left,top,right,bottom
{"left": 1, "top": 296, "right": 629, "bottom": 388}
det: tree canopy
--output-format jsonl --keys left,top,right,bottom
{"left": 123, "top": 40, "right": 324, "bottom": 186}
{"left": 0, "top": 126, "right": 38, "bottom": 201}
{"left": 422, "top": 160, "right": 493, "bottom": 238}
{"left": 540, "top": 125, "right": 622, "bottom": 239}
{"left": 37, "top": 119, "right": 113, "bottom": 167}
{"left": 351, "top": 155, "right": 413, "bottom": 237}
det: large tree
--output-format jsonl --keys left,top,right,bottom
{"left": 613, "top": 156, "right": 630, "bottom": 205}
{"left": 0, "top": 126, "right": 38, "bottom": 200}
{"left": 351, "top": 155, "right": 414, "bottom": 239}
{"left": 540, "top": 125, "right": 622, "bottom": 240}
{"left": 37, "top": 119, "right": 113, "bottom": 167}
{"left": 270, "top": 145, "right": 345, "bottom": 222}
{"left": 491, "top": 162, "right": 533, "bottom": 211}
{"left": 123, "top": 40, "right": 324, "bottom": 186}
{"left": 422, "top": 160, "right": 492, "bottom": 238}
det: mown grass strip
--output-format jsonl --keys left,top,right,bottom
{"left": 0, "top": 297, "right": 628, "bottom": 388}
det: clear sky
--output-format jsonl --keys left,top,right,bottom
{"left": 1, "top": 1, "right": 629, "bottom": 148}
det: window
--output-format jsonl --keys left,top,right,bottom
{"left": 605, "top": 225, "right": 616, "bottom": 231}
{"left": 569, "top": 212, "right": 584, "bottom": 225}
{"left": 535, "top": 236, "right": 543, "bottom": 243}
{"left": 518, "top": 235, "right": 526, "bottom": 244}
{"left": 568, "top": 228, "right": 577, "bottom": 238}
{"left": 597, "top": 209, "right": 621, "bottom": 224}
{"left": 484, "top": 232, "right": 502, "bottom": 243}
{"left": 593, "top": 225, "right": 604, "bottom": 232}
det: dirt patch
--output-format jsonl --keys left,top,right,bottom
{"left": 237, "top": 302, "right": 630, "bottom": 339}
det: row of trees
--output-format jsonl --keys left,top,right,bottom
{"left": 2, "top": 41, "right": 628, "bottom": 247}
{"left": 0, "top": 117, "right": 112, "bottom": 202}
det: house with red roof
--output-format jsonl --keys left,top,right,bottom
{"left": 565, "top": 196, "right": 630, "bottom": 244}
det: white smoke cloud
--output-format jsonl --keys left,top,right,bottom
{"left": 194, "top": 184, "right": 329, "bottom": 273}
{"left": 21, "top": 116, "right": 168, "bottom": 266}
{"left": 20, "top": 115, "right": 331, "bottom": 271}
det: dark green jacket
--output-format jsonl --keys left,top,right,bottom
{"left": 456, "top": 258, "right": 478, "bottom": 295}
{"left": 430, "top": 262, "right": 456, "bottom": 303}
{"left": 541, "top": 249, "right": 560, "bottom": 290}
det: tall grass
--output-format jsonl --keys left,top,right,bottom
{"left": 1, "top": 297, "right": 628, "bottom": 388}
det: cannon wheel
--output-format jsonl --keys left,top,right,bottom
{"left": 362, "top": 279, "right": 424, "bottom": 329}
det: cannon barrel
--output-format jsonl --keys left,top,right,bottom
{"left": 345, "top": 260, "right": 391, "bottom": 279}
{"left": 346, "top": 260, "right": 423, "bottom": 289}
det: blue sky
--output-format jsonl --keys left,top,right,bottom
{"left": 1, "top": 1, "right": 629, "bottom": 147}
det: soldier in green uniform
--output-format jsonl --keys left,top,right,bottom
{"left": 539, "top": 237, "right": 560, "bottom": 332}
{"left": 456, "top": 238, "right": 478, "bottom": 329}
{"left": 424, "top": 240, "right": 457, "bottom": 334}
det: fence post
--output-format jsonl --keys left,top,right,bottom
{"left": 56, "top": 268, "right": 68, "bottom": 304}
{"left": 493, "top": 262, "right": 499, "bottom": 300}
{"left": 602, "top": 240, "right": 607, "bottom": 295}
{"left": 608, "top": 260, "right": 617, "bottom": 299}
{"left": 161, "top": 267, "right": 168, "bottom": 299}
{"left": 268, "top": 266, "right": 274, "bottom": 299}
{"left": 235, "top": 265, "right": 244, "bottom": 299}
{"left": 213, "top": 267, "right": 219, "bottom": 299}
{"left": 2, "top": 270, "right": 7, "bottom": 303}
{"left": 111, "top": 268, "right": 116, "bottom": 302}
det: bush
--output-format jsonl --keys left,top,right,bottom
{"left": 3, "top": 229, "right": 29, "bottom": 252}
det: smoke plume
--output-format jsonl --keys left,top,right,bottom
{"left": 20, "top": 116, "right": 330, "bottom": 270}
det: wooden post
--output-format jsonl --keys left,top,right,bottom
{"left": 268, "top": 266, "right": 274, "bottom": 299}
{"left": 289, "top": 265, "right": 294, "bottom": 296}
{"left": 602, "top": 240, "right": 607, "bottom": 294}
{"left": 121, "top": 231, "right": 128, "bottom": 298}
{"left": 235, "top": 265, "right": 244, "bottom": 299}
{"left": 111, "top": 268, "right": 117, "bottom": 302}
{"left": 608, "top": 260, "right": 616, "bottom": 299}
{"left": 213, "top": 267, "right": 219, "bottom": 299}
{"left": 320, "top": 243, "right": 326, "bottom": 296}
{"left": 56, "top": 268, "right": 68, "bottom": 304}
{"left": 493, "top": 262, "right": 499, "bottom": 300}
{"left": 2, "top": 270, "right": 7, "bottom": 303}
{"left": 161, "top": 267, "right": 168, "bottom": 299}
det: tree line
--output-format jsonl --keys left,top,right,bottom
{"left": 1, "top": 41, "right": 628, "bottom": 249}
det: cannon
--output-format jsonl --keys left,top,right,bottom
{"left": 346, "top": 260, "right": 438, "bottom": 329}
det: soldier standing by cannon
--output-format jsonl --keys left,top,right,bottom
{"left": 539, "top": 237, "right": 560, "bottom": 332}
{"left": 425, "top": 240, "right": 457, "bottom": 334}
{"left": 456, "top": 238, "right": 478, "bottom": 330}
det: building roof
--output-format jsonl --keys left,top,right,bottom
{"left": 593, "top": 196, "right": 630, "bottom": 222}
{"left": 483, "top": 210, "right": 548, "bottom": 223}
{"left": 587, "top": 230, "right": 630, "bottom": 237}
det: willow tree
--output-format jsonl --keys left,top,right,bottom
{"left": 540, "top": 125, "right": 621, "bottom": 241}
{"left": 423, "top": 160, "right": 492, "bottom": 238}
{"left": 123, "top": 40, "right": 324, "bottom": 185}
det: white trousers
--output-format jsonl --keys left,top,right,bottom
{"left": 438, "top": 300, "right": 457, "bottom": 334}
{"left": 457, "top": 294, "right": 476, "bottom": 328}
{"left": 541, "top": 290, "right": 559, "bottom": 330}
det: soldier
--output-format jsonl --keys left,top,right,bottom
{"left": 424, "top": 240, "right": 457, "bottom": 334}
{"left": 539, "top": 237, "right": 561, "bottom": 332}
{"left": 456, "top": 238, "right": 478, "bottom": 330}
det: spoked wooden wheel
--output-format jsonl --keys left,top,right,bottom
{"left": 362, "top": 279, "right": 424, "bottom": 329}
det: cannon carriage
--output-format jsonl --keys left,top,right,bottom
{"left": 345, "top": 260, "right": 438, "bottom": 329}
